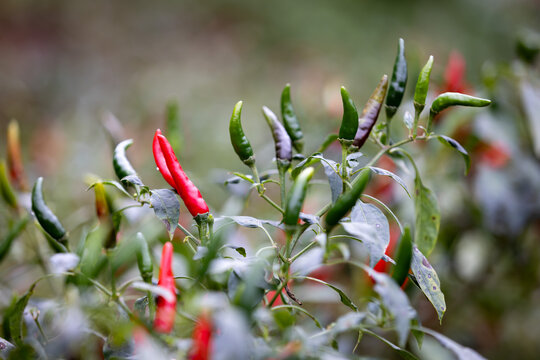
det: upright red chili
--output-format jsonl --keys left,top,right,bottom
{"left": 153, "top": 130, "right": 209, "bottom": 218}
{"left": 189, "top": 311, "right": 212, "bottom": 360}
{"left": 154, "top": 241, "right": 176, "bottom": 333}
{"left": 153, "top": 129, "right": 175, "bottom": 189}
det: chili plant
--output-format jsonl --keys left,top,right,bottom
{"left": 0, "top": 40, "right": 492, "bottom": 360}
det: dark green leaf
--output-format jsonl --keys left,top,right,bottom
{"left": 410, "top": 246, "right": 446, "bottom": 323}
{"left": 0, "top": 216, "right": 29, "bottom": 263}
{"left": 292, "top": 153, "right": 323, "bottom": 178}
{"left": 364, "top": 329, "right": 419, "bottom": 360}
{"left": 437, "top": 135, "right": 471, "bottom": 175}
{"left": 150, "top": 189, "right": 180, "bottom": 240}
{"left": 414, "top": 176, "right": 440, "bottom": 256}
{"left": 300, "top": 276, "right": 358, "bottom": 311}
{"left": 9, "top": 283, "right": 36, "bottom": 344}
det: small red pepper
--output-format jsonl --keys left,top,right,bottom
{"left": 189, "top": 311, "right": 213, "bottom": 360}
{"left": 153, "top": 130, "right": 210, "bottom": 217}
{"left": 153, "top": 241, "right": 176, "bottom": 333}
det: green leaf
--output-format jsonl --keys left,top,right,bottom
{"left": 369, "top": 166, "right": 411, "bottom": 198}
{"left": 88, "top": 180, "right": 132, "bottom": 198}
{"left": 271, "top": 305, "right": 322, "bottom": 328}
{"left": 419, "top": 327, "right": 486, "bottom": 360}
{"left": 150, "top": 189, "right": 180, "bottom": 240}
{"left": 363, "top": 329, "right": 419, "bottom": 360}
{"left": 292, "top": 153, "right": 323, "bottom": 178}
{"left": 410, "top": 246, "right": 446, "bottom": 323}
{"left": 0, "top": 216, "right": 29, "bottom": 263}
{"left": 300, "top": 276, "right": 358, "bottom": 311}
{"left": 414, "top": 176, "right": 440, "bottom": 256}
{"left": 121, "top": 174, "right": 144, "bottom": 187}
{"left": 9, "top": 282, "right": 37, "bottom": 344}
{"left": 437, "top": 135, "right": 471, "bottom": 175}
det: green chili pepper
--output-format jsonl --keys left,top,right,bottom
{"left": 0, "top": 216, "right": 29, "bottom": 263}
{"left": 385, "top": 38, "right": 408, "bottom": 120}
{"left": 413, "top": 56, "right": 434, "bottom": 114}
{"left": 413, "top": 56, "right": 434, "bottom": 137}
{"left": 31, "top": 177, "right": 67, "bottom": 243}
{"left": 0, "top": 160, "right": 17, "bottom": 210}
{"left": 338, "top": 86, "right": 359, "bottom": 143}
{"left": 352, "top": 74, "right": 389, "bottom": 149}
{"left": 135, "top": 232, "right": 153, "bottom": 284}
{"left": 229, "top": 101, "right": 255, "bottom": 167}
{"left": 283, "top": 167, "right": 315, "bottom": 227}
{"left": 113, "top": 139, "right": 137, "bottom": 181}
{"left": 281, "top": 84, "right": 304, "bottom": 153}
{"left": 325, "top": 169, "right": 370, "bottom": 231}
{"left": 427, "top": 92, "right": 491, "bottom": 133}
{"left": 262, "top": 106, "right": 293, "bottom": 166}
{"left": 391, "top": 226, "right": 413, "bottom": 286}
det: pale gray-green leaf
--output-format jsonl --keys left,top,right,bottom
{"left": 411, "top": 246, "right": 446, "bottom": 322}
{"left": 150, "top": 189, "right": 180, "bottom": 240}
{"left": 342, "top": 221, "right": 386, "bottom": 267}
{"left": 420, "top": 327, "right": 486, "bottom": 360}
{"left": 321, "top": 159, "right": 342, "bottom": 203}
{"left": 369, "top": 166, "right": 411, "bottom": 198}
{"left": 350, "top": 200, "right": 390, "bottom": 252}
{"left": 370, "top": 271, "right": 415, "bottom": 347}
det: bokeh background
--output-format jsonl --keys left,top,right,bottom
{"left": 1, "top": 0, "right": 540, "bottom": 359}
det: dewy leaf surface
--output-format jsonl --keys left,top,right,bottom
{"left": 410, "top": 246, "right": 446, "bottom": 322}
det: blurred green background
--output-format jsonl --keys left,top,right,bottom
{"left": 1, "top": 0, "right": 539, "bottom": 359}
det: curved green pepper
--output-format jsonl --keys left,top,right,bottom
{"left": 135, "top": 232, "right": 153, "bottom": 284}
{"left": 427, "top": 92, "right": 491, "bottom": 133}
{"left": 283, "top": 167, "right": 315, "bottom": 227}
{"left": 338, "top": 86, "right": 359, "bottom": 143}
{"left": 391, "top": 226, "right": 413, "bottom": 286}
{"left": 413, "top": 55, "right": 434, "bottom": 114}
{"left": 31, "top": 177, "right": 67, "bottom": 243}
{"left": 353, "top": 74, "right": 389, "bottom": 149}
{"left": 325, "top": 169, "right": 370, "bottom": 231}
{"left": 262, "top": 106, "right": 292, "bottom": 165}
{"left": 385, "top": 38, "right": 408, "bottom": 120}
{"left": 281, "top": 84, "right": 304, "bottom": 153}
{"left": 0, "top": 160, "right": 17, "bottom": 209}
{"left": 229, "top": 101, "right": 255, "bottom": 167}
{"left": 113, "top": 139, "right": 137, "bottom": 181}
{"left": 413, "top": 56, "right": 434, "bottom": 137}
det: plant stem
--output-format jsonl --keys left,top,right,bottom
{"left": 278, "top": 164, "right": 287, "bottom": 208}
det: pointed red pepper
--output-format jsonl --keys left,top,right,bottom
{"left": 153, "top": 130, "right": 210, "bottom": 217}
{"left": 153, "top": 129, "right": 176, "bottom": 189}
{"left": 153, "top": 241, "right": 177, "bottom": 333}
{"left": 189, "top": 311, "right": 212, "bottom": 360}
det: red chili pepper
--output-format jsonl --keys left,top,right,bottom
{"left": 153, "top": 241, "right": 176, "bottom": 333}
{"left": 153, "top": 129, "right": 176, "bottom": 189}
{"left": 189, "top": 312, "right": 212, "bottom": 360}
{"left": 153, "top": 130, "right": 210, "bottom": 217}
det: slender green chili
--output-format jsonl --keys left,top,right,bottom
{"left": 281, "top": 84, "right": 304, "bottom": 153}
{"left": 338, "top": 86, "right": 359, "bottom": 143}
{"left": 391, "top": 226, "right": 413, "bottom": 286}
{"left": 427, "top": 92, "right": 491, "bottom": 133}
{"left": 135, "top": 232, "right": 153, "bottom": 284}
{"left": 413, "top": 55, "right": 434, "bottom": 137}
{"left": 113, "top": 139, "right": 137, "bottom": 181}
{"left": 229, "top": 101, "right": 255, "bottom": 167}
{"left": 385, "top": 38, "right": 408, "bottom": 120}
{"left": 283, "top": 167, "right": 315, "bottom": 228}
